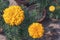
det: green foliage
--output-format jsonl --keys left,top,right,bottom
{"left": 49, "top": 9, "right": 60, "bottom": 19}
{"left": 48, "top": 0, "right": 60, "bottom": 20}
{"left": 29, "top": 0, "right": 48, "bottom": 8}
{"left": 0, "top": 0, "right": 9, "bottom": 12}
{"left": 28, "top": 3, "right": 43, "bottom": 22}
{"left": 0, "top": 0, "right": 9, "bottom": 26}
{"left": 0, "top": 0, "right": 60, "bottom": 40}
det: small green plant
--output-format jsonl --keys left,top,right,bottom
{"left": 0, "top": 0, "right": 9, "bottom": 12}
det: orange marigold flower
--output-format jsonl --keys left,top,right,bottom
{"left": 3, "top": 6, "right": 25, "bottom": 26}
{"left": 28, "top": 22, "right": 44, "bottom": 38}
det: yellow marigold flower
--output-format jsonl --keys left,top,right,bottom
{"left": 28, "top": 22, "right": 44, "bottom": 38}
{"left": 49, "top": 5, "right": 55, "bottom": 12}
{"left": 3, "top": 6, "right": 25, "bottom": 26}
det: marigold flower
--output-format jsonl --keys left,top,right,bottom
{"left": 28, "top": 22, "right": 44, "bottom": 38}
{"left": 49, "top": 5, "right": 55, "bottom": 12}
{"left": 3, "top": 6, "right": 25, "bottom": 26}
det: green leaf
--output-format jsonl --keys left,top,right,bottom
{"left": 0, "top": 0, "right": 9, "bottom": 12}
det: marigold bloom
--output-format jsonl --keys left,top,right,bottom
{"left": 49, "top": 5, "right": 55, "bottom": 12}
{"left": 3, "top": 6, "right": 25, "bottom": 26}
{"left": 28, "top": 23, "right": 44, "bottom": 38}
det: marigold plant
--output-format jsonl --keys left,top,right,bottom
{"left": 3, "top": 6, "right": 25, "bottom": 26}
{"left": 49, "top": 5, "right": 55, "bottom": 12}
{"left": 28, "top": 22, "right": 44, "bottom": 38}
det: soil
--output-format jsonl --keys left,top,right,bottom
{"left": 0, "top": 34, "right": 7, "bottom": 40}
